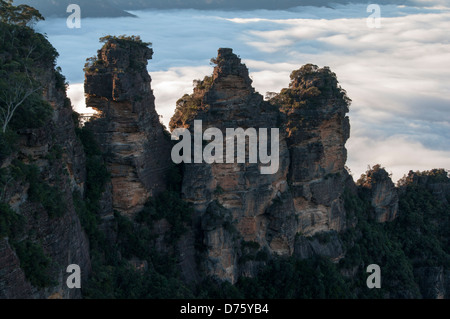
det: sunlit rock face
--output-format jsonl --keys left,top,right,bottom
{"left": 84, "top": 37, "right": 172, "bottom": 218}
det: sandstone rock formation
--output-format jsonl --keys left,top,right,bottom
{"left": 272, "top": 63, "right": 353, "bottom": 235}
{"left": 170, "top": 49, "right": 354, "bottom": 282}
{"left": 171, "top": 48, "right": 293, "bottom": 282}
{"left": 84, "top": 36, "right": 172, "bottom": 218}
{"left": 357, "top": 165, "right": 398, "bottom": 222}
{"left": 294, "top": 231, "right": 345, "bottom": 262}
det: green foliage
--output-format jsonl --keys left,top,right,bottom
{"left": 136, "top": 191, "right": 193, "bottom": 244}
{"left": 6, "top": 160, "right": 66, "bottom": 218}
{"left": 45, "top": 144, "right": 63, "bottom": 162}
{"left": 214, "top": 185, "right": 224, "bottom": 195}
{"left": 0, "top": 130, "right": 17, "bottom": 162}
{"left": 418, "top": 168, "right": 449, "bottom": 183}
{"left": 6, "top": 92, "right": 53, "bottom": 130}
{"left": 222, "top": 219, "right": 238, "bottom": 235}
{"left": 82, "top": 208, "right": 194, "bottom": 299}
{"left": 79, "top": 196, "right": 194, "bottom": 299}
{"left": 0, "top": 0, "right": 44, "bottom": 27}
{"left": 25, "top": 164, "right": 66, "bottom": 218}
{"left": 76, "top": 126, "right": 102, "bottom": 157}
{"left": 311, "top": 231, "right": 333, "bottom": 244}
{"left": 241, "top": 240, "right": 260, "bottom": 250}
{"left": 339, "top": 211, "right": 419, "bottom": 298}
{"left": 387, "top": 183, "right": 450, "bottom": 268}
{"left": 174, "top": 94, "right": 203, "bottom": 127}
{"left": 169, "top": 76, "right": 214, "bottom": 130}
{"left": 0, "top": 12, "right": 57, "bottom": 133}
{"left": 239, "top": 241, "right": 264, "bottom": 264}
{"left": 356, "top": 164, "right": 391, "bottom": 188}
{"left": 115, "top": 211, "right": 155, "bottom": 260}
{"left": 84, "top": 254, "right": 193, "bottom": 299}
{"left": 75, "top": 125, "right": 193, "bottom": 299}
{"left": 54, "top": 66, "right": 68, "bottom": 91}
{"left": 205, "top": 256, "right": 353, "bottom": 299}
{"left": 193, "top": 76, "right": 213, "bottom": 91}
{"left": 196, "top": 278, "right": 245, "bottom": 299}
{"left": 255, "top": 248, "right": 270, "bottom": 262}
{"left": 72, "top": 190, "right": 102, "bottom": 248}
{"left": 270, "top": 64, "right": 351, "bottom": 114}
{"left": 398, "top": 169, "right": 449, "bottom": 186}
{"left": 73, "top": 126, "right": 109, "bottom": 249}
{"left": 75, "top": 127, "right": 109, "bottom": 211}
{"left": 99, "top": 34, "right": 151, "bottom": 48}
{"left": 167, "top": 163, "right": 182, "bottom": 192}
{"left": 13, "top": 240, "right": 54, "bottom": 288}
{"left": 338, "top": 183, "right": 450, "bottom": 298}
{"left": 85, "top": 35, "right": 151, "bottom": 73}
{"left": 0, "top": 202, "right": 24, "bottom": 238}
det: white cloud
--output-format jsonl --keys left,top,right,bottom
{"left": 67, "top": 83, "right": 95, "bottom": 114}
{"left": 151, "top": 65, "right": 213, "bottom": 125}
{"left": 347, "top": 135, "right": 450, "bottom": 183}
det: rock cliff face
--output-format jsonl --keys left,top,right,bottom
{"left": 357, "top": 165, "right": 398, "bottom": 222}
{"left": 84, "top": 37, "right": 172, "bottom": 218}
{"left": 415, "top": 267, "right": 447, "bottom": 299}
{"left": 272, "top": 64, "right": 353, "bottom": 236}
{"left": 0, "top": 58, "right": 90, "bottom": 298}
{"left": 171, "top": 48, "right": 292, "bottom": 282}
{"left": 170, "top": 49, "right": 354, "bottom": 282}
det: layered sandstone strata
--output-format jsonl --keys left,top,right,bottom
{"left": 84, "top": 37, "right": 172, "bottom": 217}
{"left": 170, "top": 49, "right": 354, "bottom": 282}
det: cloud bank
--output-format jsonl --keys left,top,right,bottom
{"left": 37, "top": 3, "right": 450, "bottom": 182}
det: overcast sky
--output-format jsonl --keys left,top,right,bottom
{"left": 35, "top": 2, "right": 450, "bottom": 183}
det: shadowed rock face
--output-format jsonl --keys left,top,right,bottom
{"left": 415, "top": 267, "right": 447, "bottom": 299}
{"left": 171, "top": 48, "right": 293, "bottom": 282}
{"left": 170, "top": 49, "right": 355, "bottom": 283}
{"left": 358, "top": 166, "right": 399, "bottom": 222}
{"left": 84, "top": 38, "right": 172, "bottom": 217}
{"left": 273, "top": 64, "right": 353, "bottom": 236}
{"left": 0, "top": 57, "right": 90, "bottom": 299}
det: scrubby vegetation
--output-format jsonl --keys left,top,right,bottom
{"left": 0, "top": 1, "right": 56, "bottom": 135}
{"left": 5, "top": 160, "right": 67, "bottom": 218}
{"left": 0, "top": 1, "right": 69, "bottom": 291}
{"left": 193, "top": 172, "right": 449, "bottom": 299}
{"left": 0, "top": 202, "right": 24, "bottom": 238}
{"left": 270, "top": 64, "right": 351, "bottom": 112}
{"left": 12, "top": 240, "right": 55, "bottom": 288}
{"left": 84, "top": 35, "right": 152, "bottom": 73}
{"left": 169, "top": 75, "right": 214, "bottom": 130}
{"left": 99, "top": 34, "right": 151, "bottom": 49}
{"left": 74, "top": 125, "right": 194, "bottom": 298}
